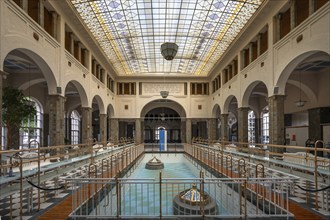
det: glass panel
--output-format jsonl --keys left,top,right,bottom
{"left": 71, "top": 110, "right": 81, "bottom": 145}
{"left": 69, "top": 0, "right": 264, "bottom": 76}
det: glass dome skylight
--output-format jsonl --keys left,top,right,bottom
{"left": 69, "top": 0, "right": 264, "bottom": 76}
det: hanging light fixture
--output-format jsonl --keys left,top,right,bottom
{"left": 160, "top": 72, "right": 169, "bottom": 98}
{"left": 295, "top": 69, "right": 306, "bottom": 107}
{"left": 160, "top": 43, "right": 178, "bottom": 97}
{"left": 161, "top": 42, "right": 178, "bottom": 61}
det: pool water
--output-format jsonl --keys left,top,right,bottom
{"left": 89, "top": 153, "right": 253, "bottom": 217}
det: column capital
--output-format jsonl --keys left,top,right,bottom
{"left": 237, "top": 107, "right": 250, "bottom": 111}
{"left": 81, "top": 106, "right": 93, "bottom": 111}
{"left": 268, "top": 94, "right": 286, "bottom": 101}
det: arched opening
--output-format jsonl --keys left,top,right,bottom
{"left": 2, "top": 49, "right": 55, "bottom": 149}
{"left": 281, "top": 51, "right": 330, "bottom": 149}
{"left": 144, "top": 107, "right": 181, "bottom": 143}
{"left": 243, "top": 81, "right": 268, "bottom": 143}
{"left": 70, "top": 110, "right": 81, "bottom": 145}
{"left": 261, "top": 106, "right": 269, "bottom": 144}
{"left": 140, "top": 99, "right": 186, "bottom": 144}
{"left": 248, "top": 110, "right": 256, "bottom": 144}
{"left": 64, "top": 81, "right": 87, "bottom": 145}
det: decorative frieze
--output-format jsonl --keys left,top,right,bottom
{"left": 142, "top": 82, "right": 184, "bottom": 96}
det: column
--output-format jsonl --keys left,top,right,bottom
{"left": 254, "top": 118, "right": 261, "bottom": 143}
{"left": 276, "top": 14, "right": 281, "bottom": 42}
{"left": 248, "top": 43, "right": 253, "bottom": 64}
{"left": 51, "top": 12, "right": 58, "bottom": 40}
{"left": 110, "top": 118, "right": 119, "bottom": 142}
{"left": 81, "top": 107, "right": 92, "bottom": 144}
{"left": 241, "top": 50, "right": 246, "bottom": 69}
{"left": 135, "top": 119, "right": 141, "bottom": 144}
{"left": 64, "top": 113, "right": 70, "bottom": 144}
{"left": 257, "top": 34, "right": 261, "bottom": 57}
{"left": 48, "top": 95, "right": 65, "bottom": 157}
{"left": 181, "top": 120, "right": 186, "bottom": 143}
{"left": 308, "top": 107, "right": 330, "bottom": 141}
{"left": 22, "top": 0, "right": 28, "bottom": 12}
{"left": 290, "top": 0, "right": 296, "bottom": 30}
{"left": 38, "top": 0, "right": 44, "bottom": 28}
{"left": 231, "top": 61, "right": 236, "bottom": 76}
{"left": 0, "top": 72, "right": 4, "bottom": 150}
{"left": 238, "top": 107, "right": 249, "bottom": 147}
{"left": 309, "top": 0, "right": 314, "bottom": 15}
{"left": 268, "top": 95, "right": 285, "bottom": 153}
{"left": 221, "top": 114, "right": 229, "bottom": 141}
{"left": 99, "top": 114, "right": 107, "bottom": 144}
{"left": 70, "top": 33, "right": 74, "bottom": 54}
{"left": 92, "top": 60, "right": 97, "bottom": 75}
{"left": 107, "top": 116, "right": 111, "bottom": 141}
{"left": 43, "top": 114, "right": 49, "bottom": 146}
{"left": 208, "top": 118, "right": 217, "bottom": 141}
{"left": 186, "top": 119, "right": 192, "bottom": 144}
{"left": 84, "top": 49, "right": 90, "bottom": 71}
{"left": 77, "top": 42, "right": 82, "bottom": 62}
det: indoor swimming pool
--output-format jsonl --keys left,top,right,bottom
{"left": 70, "top": 153, "right": 293, "bottom": 219}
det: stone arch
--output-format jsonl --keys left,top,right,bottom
{"left": 241, "top": 80, "right": 269, "bottom": 107}
{"left": 63, "top": 80, "right": 89, "bottom": 108}
{"left": 91, "top": 95, "right": 105, "bottom": 114}
{"left": 140, "top": 99, "right": 187, "bottom": 119}
{"left": 286, "top": 79, "right": 317, "bottom": 105}
{"left": 211, "top": 104, "right": 221, "bottom": 118}
{"left": 275, "top": 51, "right": 329, "bottom": 95}
{"left": 107, "top": 104, "right": 115, "bottom": 117}
{"left": 3, "top": 48, "right": 57, "bottom": 94}
{"left": 222, "top": 95, "right": 238, "bottom": 113}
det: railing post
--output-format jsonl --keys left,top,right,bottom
{"left": 200, "top": 170, "right": 205, "bottom": 218}
{"left": 313, "top": 140, "right": 323, "bottom": 211}
{"left": 159, "top": 171, "right": 162, "bottom": 219}
{"left": 116, "top": 173, "right": 121, "bottom": 218}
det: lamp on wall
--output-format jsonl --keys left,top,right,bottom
{"left": 295, "top": 70, "right": 306, "bottom": 107}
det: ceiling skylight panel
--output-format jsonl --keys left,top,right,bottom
{"left": 69, "top": 0, "right": 264, "bottom": 76}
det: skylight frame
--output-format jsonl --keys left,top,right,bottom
{"left": 69, "top": 0, "right": 263, "bottom": 76}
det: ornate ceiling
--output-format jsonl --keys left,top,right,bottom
{"left": 69, "top": 0, "right": 264, "bottom": 76}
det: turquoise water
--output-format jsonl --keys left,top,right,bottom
{"left": 89, "top": 154, "right": 228, "bottom": 217}
{"left": 119, "top": 154, "right": 225, "bottom": 216}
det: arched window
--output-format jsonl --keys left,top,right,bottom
{"left": 155, "top": 126, "right": 165, "bottom": 141}
{"left": 20, "top": 98, "right": 43, "bottom": 149}
{"left": 261, "top": 107, "right": 269, "bottom": 144}
{"left": 248, "top": 110, "right": 255, "bottom": 143}
{"left": 71, "top": 110, "right": 81, "bottom": 145}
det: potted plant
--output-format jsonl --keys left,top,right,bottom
{"left": 2, "top": 86, "right": 36, "bottom": 150}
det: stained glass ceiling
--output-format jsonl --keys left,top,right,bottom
{"left": 69, "top": 0, "right": 264, "bottom": 76}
